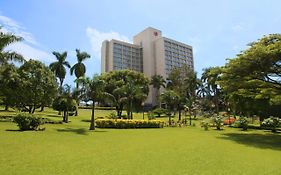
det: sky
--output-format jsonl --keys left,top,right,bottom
{"left": 0, "top": 0, "right": 281, "bottom": 86}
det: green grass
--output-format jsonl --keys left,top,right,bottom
{"left": 0, "top": 108, "right": 281, "bottom": 175}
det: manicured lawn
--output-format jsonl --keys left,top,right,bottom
{"left": 0, "top": 108, "right": 280, "bottom": 175}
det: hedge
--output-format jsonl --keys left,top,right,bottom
{"left": 96, "top": 119, "right": 164, "bottom": 129}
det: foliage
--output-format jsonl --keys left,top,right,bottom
{"left": 0, "top": 27, "right": 25, "bottom": 65}
{"left": 261, "top": 117, "right": 281, "bottom": 132}
{"left": 160, "top": 90, "right": 179, "bottom": 125}
{"left": 0, "top": 60, "right": 58, "bottom": 112}
{"left": 218, "top": 34, "right": 281, "bottom": 117}
{"left": 0, "top": 64, "right": 20, "bottom": 109}
{"left": 211, "top": 115, "right": 223, "bottom": 130}
{"left": 152, "top": 108, "right": 168, "bottom": 118}
{"left": 166, "top": 66, "right": 199, "bottom": 121}
{"left": 95, "top": 119, "right": 164, "bottom": 128}
{"left": 201, "top": 66, "right": 223, "bottom": 113}
{"left": 83, "top": 74, "right": 107, "bottom": 130}
{"left": 201, "top": 121, "right": 209, "bottom": 130}
{"left": 13, "top": 113, "right": 44, "bottom": 131}
{"left": 49, "top": 51, "right": 70, "bottom": 88}
{"left": 232, "top": 117, "right": 249, "bottom": 131}
{"left": 17, "top": 60, "right": 58, "bottom": 113}
{"left": 150, "top": 74, "right": 166, "bottom": 107}
{"left": 70, "top": 49, "right": 90, "bottom": 87}
{"left": 52, "top": 96, "right": 77, "bottom": 123}
{"left": 101, "top": 70, "right": 149, "bottom": 118}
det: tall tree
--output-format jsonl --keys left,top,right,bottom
{"left": 166, "top": 66, "right": 199, "bottom": 121}
{"left": 49, "top": 51, "right": 70, "bottom": 89}
{"left": 150, "top": 74, "right": 166, "bottom": 107}
{"left": 70, "top": 49, "right": 90, "bottom": 88}
{"left": 17, "top": 60, "right": 58, "bottom": 113}
{"left": 0, "top": 27, "right": 25, "bottom": 65}
{"left": 218, "top": 34, "right": 281, "bottom": 118}
{"left": 160, "top": 90, "right": 180, "bottom": 125}
{"left": 84, "top": 75, "right": 106, "bottom": 130}
{"left": 101, "top": 70, "right": 149, "bottom": 118}
{"left": 201, "top": 66, "right": 222, "bottom": 113}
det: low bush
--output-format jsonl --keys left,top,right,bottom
{"left": 261, "top": 117, "right": 281, "bottom": 132}
{"left": 201, "top": 121, "right": 209, "bottom": 131}
{"left": 96, "top": 119, "right": 164, "bottom": 129}
{"left": 13, "top": 113, "right": 44, "bottom": 131}
{"left": 232, "top": 117, "right": 249, "bottom": 131}
{"left": 211, "top": 115, "right": 223, "bottom": 130}
{"left": 152, "top": 108, "right": 168, "bottom": 118}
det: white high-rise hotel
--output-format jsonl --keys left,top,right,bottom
{"left": 101, "top": 27, "right": 194, "bottom": 106}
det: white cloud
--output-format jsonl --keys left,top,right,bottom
{"left": 0, "top": 14, "right": 52, "bottom": 62}
{"left": 86, "top": 27, "right": 131, "bottom": 59}
{"left": 6, "top": 43, "right": 54, "bottom": 63}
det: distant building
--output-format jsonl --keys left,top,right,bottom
{"left": 101, "top": 27, "right": 194, "bottom": 106}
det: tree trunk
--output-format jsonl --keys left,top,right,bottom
{"left": 90, "top": 101, "right": 95, "bottom": 130}
{"left": 4, "top": 105, "right": 8, "bottom": 111}
{"left": 178, "top": 105, "right": 181, "bottom": 121}
{"left": 40, "top": 105, "right": 45, "bottom": 112}
{"left": 32, "top": 106, "right": 36, "bottom": 114}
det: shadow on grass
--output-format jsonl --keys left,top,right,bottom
{"left": 6, "top": 129, "right": 22, "bottom": 132}
{"left": 81, "top": 119, "right": 91, "bottom": 122}
{"left": 218, "top": 133, "right": 281, "bottom": 150}
{"left": 56, "top": 128, "right": 107, "bottom": 135}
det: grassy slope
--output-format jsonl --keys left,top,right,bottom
{"left": 0, "top": 108, "right": 280, "bottom": 175}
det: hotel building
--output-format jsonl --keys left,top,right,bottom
{"left": 101, "top": 27, "right": 194, "bottom": 106}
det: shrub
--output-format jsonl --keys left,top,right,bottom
{"left": 232, "top": 117, "right": 249, "bottom": 131}
{"left": 152, "top": 108, "right": 168, "bottom": 118}
{"left": 107, "top": 112, "right": 118, "bottom": 119}
{"left": 201, "top": 121, "right": 209, "bottom": 131}
{"left": 211, "top": 115, "right": 223, "bottom": 130}
{"left": 13, "top": 113, "right": 44, "bottom": 131}
{"left": 147, "top": 112, "right": 156, "bottom": 120}
{"left": 261, "top": 117, "right": 281, "bottom": 132}
{"left": 96, "top": 119, "right": 164, "bottom": 129}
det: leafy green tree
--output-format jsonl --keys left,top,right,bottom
{"left": 160, "top": 90, "right": 180, "bottom": 125}
{"left": 166, "top": 66, "right": 199, "bottom": 121}
{"left": 150, "top": 75, "right": 166, "bottom": 107}
{"left": 17, "top": 60, "right": 58, "bottom": 113}
{"left": 218, "top": 34, "right": 281, "bottom": 118}
{"left": 49, "top": 51, "right": 70, "bottom": 90}
{"left": 0, "top": 64, "right": 20, "bottom": 110}
{"left": 70, "top": 49, "right": 90, "bottom": 88}
{"left": 0, "top": 27, "right": 25, "bottom": 65}
{"left": 101, "top": 70, "right": 149, "bottom": 118}
{"left": 84, "top": 75, "right": 108, "bottom": 130}
{"left": 201, "top": 67, "right": 222, "bottom": 113}
{"left": 120, "top": 79, "right": 147, "bottom": 119}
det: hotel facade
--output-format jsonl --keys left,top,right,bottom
{"left": 101, "top": 27, "right": 194, "bottom": 106}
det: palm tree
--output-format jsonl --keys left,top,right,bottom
{"left": 150, "top": 75, "right": 166, "bottom": 107}
{"left": 70, "top": 49, "right": 90, "bottom": 88}
{"left": 0, "top": 27, "right": 25, "bottom": 65}
{"left": 85, "top": 75, "right": 105, "bottom": 130}
{"left": 120, "top": 80, "right": 147, "bottom": 119}
{"left": 49, "top": 51, "right": 70, "bottom": 89}
{"left": 160, "top": 90, "right": 180, "bottom": 125}
{"left": 201, "top": 67, "right": 222, "bottom": 113}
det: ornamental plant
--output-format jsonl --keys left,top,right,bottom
{"left": 261, "top": 117, "right": 281, "bottom": 132}
{"left": 13, "top": 113, "right": 44, "bottom": 131}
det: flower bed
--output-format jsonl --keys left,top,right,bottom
{"left": 96, "top": 119, "right": 164, "bottom": 129}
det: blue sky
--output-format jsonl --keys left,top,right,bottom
{"left": 1, "top": 0, "right": 281, "bottom": 86}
